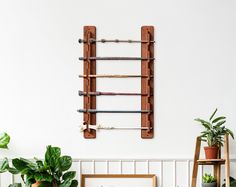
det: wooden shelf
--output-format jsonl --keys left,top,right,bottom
{"left": 191, "top": 135, "right": 230, "bottom": 187}
{"left": 197, "top": 159, "right": 225, "bottom": 165}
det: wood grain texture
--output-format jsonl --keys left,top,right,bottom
{"left": 141, "top": 26, "right": 154, "bottom": 139}
{"left": 197, "top": 159, "right": 225, "bottom": 165}
{"left": 213, "top": 164, "right": 221, "bottom": 187}
{"left": 81, "top": 174, "right": 156, "bottom": 187}
{"left": 83, "top": 26, "right": 96, "bottom": 138}
{"left": 191, "top": 137, "right": 201, "bottom": 187}
{"left": 224, "top": 134, "right": 230, "bottom": 187}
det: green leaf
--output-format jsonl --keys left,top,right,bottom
{"left": 58, "top": 156, "right": 72, "bottom": 172}
{"left": 0, "top": 158, "right": 9, "bottom": 173}
{"left": 19, "top": 158, "right": 37, "bottom": 170}
{"left": 226, "top": 129, "right": 234, "bottom": 139}
{"left": 231, "top": 181, "right": 236, "bottom": 187}
{"left": 195, "top": 118, "right": 208, "bottom": 124}
{"left": 8, "top": 167, "right": 20, "bottom": 174}
{"left": 12, "top": 159, "right": 29, "bottom": 171}
{"left": 70, "top": 180, "right": 78, "bottom": 187}
{"left": 194, "top": 118, "right": 212, "bottom": 129}
{"left": 59, "top": 179, "right": 72, "bottom": 187}
{"left": 0, "top": 132, "right": 10, "bottom": 149}
{"left": 45, "top": 145, "right": 61, "bottom": 171}
{"left": 209, "top": 108, "right": 218, "bottom": 121}
{"left": 212, "top": 116, "right": 226, "bottom": 123}
{"left": 62, "top": 171, "right": 76, "bottom": 181}
{"left": 36, "top": 160, "right": 44, "bottom": 167}
{"left": 215, "top": 120, "right": 226, "bottom": 127}
{"left": 35, "top": 160, "right": 47, "bottom": 172}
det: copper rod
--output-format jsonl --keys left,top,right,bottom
{"left": 78, "top": 38, "right": 155, "bottom": 44}
{"left": 78, "top": 74, "right": 152, "bottom": 78}
{"left": 77, "top": 109, "right": 152, "bottom": 113}
{"left": 79, "top": 91, "right": 148, "bottom": 96}
{"left": 79, "top": 57, "right": 155, "bottom": 61}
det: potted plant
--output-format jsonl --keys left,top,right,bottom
{"left": 0, "top": 145, "right": 78, "bottom": 187}
{"left": 202, "top": 173, "right": 216, "bottom": 187}
{"left": 195, "top": 108, "right": 234, "bottom": 159}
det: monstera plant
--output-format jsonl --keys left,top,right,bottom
{"left": 0, "top": 145, "right": 78, "bottom": 187}
{"left": 0, "top": 132, "right": 10, "bottom": 149}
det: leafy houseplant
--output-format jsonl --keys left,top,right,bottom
{"left": 195, "top": 109, "right": 234, "bottom": 159}
{"left": 202, "top": 173, "right": 216, "bottom": 187}
{"left": 0, "top": 132, "right": 10, "bottom": 149}
{"left": 0, "top": 145, "right": 78, "bottom": 187}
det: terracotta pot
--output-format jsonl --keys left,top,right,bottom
{"left": 204, "top": 146, "right": 219, "bottom": 159}
{"left": 32, "top": 181, "right": 56, "bottom": 187}
{"left": 32, "top": 181, "right": 41, "bottom": 187}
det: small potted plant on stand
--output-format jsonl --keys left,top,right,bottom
{"left": 195, "top": 109, "right": 234, "bottom": 159}
{"left": 202, "top": 173, "right": 216, "bottom": 187}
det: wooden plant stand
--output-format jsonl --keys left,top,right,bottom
{"left": 191, "top": 134, "right": 230, "bottom": 187}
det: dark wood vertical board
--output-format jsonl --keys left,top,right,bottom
{"left": 141, "top": 26, "right": 154, "bottom": 139}
{"left": 83, "top": 26, "right": 96, "bottom": 138}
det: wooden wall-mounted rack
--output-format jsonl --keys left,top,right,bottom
{"left": 78, "top": 26, "right": 154, "bottom": 139}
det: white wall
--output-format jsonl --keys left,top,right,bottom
{"left": 0, "top": 0, "right": 236, "bottom": 162}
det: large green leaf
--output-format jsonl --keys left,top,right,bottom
{"left": 0, "top": 132, "right": 10, "bottom": 149}
{"left": 58, "top": 156, "right": 72, "bottom": 172}
{"left": 45, "top": 146, "right": 61, "bottom": 171}
{"left": 12, "top": 159, "right": 29, "bottom": 171}
{"left": 62, "top": 171, "right": 76, "bottom": 181}
{"left": 19, "top": 158, "right": 37, "bottom": 170}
